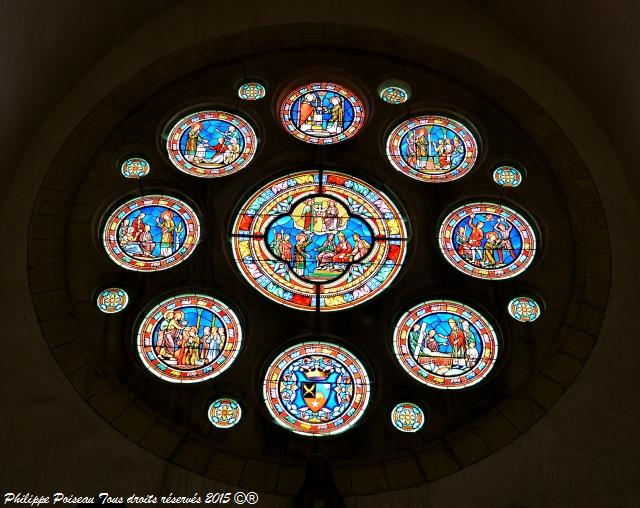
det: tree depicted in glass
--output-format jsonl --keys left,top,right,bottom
{"left": 508, "top": 296, "right": 541, "bottom": 322}
{"left": 231, "top": 170, "right": 408, "bottom": 311}
{"left": 238, "top": 82, "right": 266, "bottom": 100}
{"left": 438, "top": 202, "right": 537, "bottom": 280}
{"left": 136, "top": 294, "right": 242, "bottom": 383}
{"left": 120, "top": 157, "right": 150, "bottom": 178}
{"left": 263, "top": 341, "right": 371, "bottom": 436}
{"left": 493, "top": 166, "right": 523, "bottom": 187}
{"left": 390, "top": 402, "right": 425, "bottom": 432}
{"left": 103, "top": 195, "right": 200, "bottom": 272}
{"left": 96, "top": 288, "right": 129, "bottom": 313}
{"left": 208, "top": 398, "right": 242, "bottom": 428}
{"left": 386, "top": 115, "right": 478, "bottom": 183}
{"left": 393, "top": 300, "right": 499, "bottom": 389}
{"left": 165, "top": 110, "right": 257, "bottom": 177}
{"left": 279, "top": 82, "right": 366, "bottom": 144}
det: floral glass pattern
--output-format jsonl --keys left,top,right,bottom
{"left": 208, "top": 398, "right": 242, "bottom": 428}
{"left": 166, "top": 110, "right": 257, "bottom": 178}
{"left": 493, "top": 166, "right": 523, "bottom": 187}
{"left": 279, "top": 82, "right": 366, "bottom": 144}
{"left": 120, "top": 157, "right": 150, "bottom": 178}
{"left": 438, "top": 202, "right": 537, "bottom": 280}
{"left": 96, "top": 288, "right": 129, "bottom": 313}
{"left": 238, "top": 82, "right": 266, "bottom": 100}
{"left": 386, "top": 115, "right": 478, "bottom": 183}
{"left": 508, "top": 296, "right": 541, "bottom": 322}
{"left": 136, "top": 294, "right": 242, "bottom": 384}
{"left": 393, "top": 300, "right": 499, "bottom": 389}
{"left": 379, "top": 86, "right": 409, "bottom": 105}
{"left": 231, "top": 170, "right": 408, "bottom": 311}
{"left": 390, "top": 402, "right": 425, "bottom": 432}
{"left": 102, "top": 195, "right": 200, "bottom": 272}
{"left": 263, "top": 341, "right": 371, "bottom": 436}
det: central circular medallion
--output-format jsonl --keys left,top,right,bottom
{"left": 136, "top": 293, "right": 242, "bottom": 383}
{"left": 263, "top": 341, "right": 371, "bottom": 436}
{"left": 279, "top": 82, "right": 366, "bottom": 144}
{"left": 231, "top": 170, "right": 408, "bottom": 311}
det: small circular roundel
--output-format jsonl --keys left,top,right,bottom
{"left": 120, "top": 157, "right": 150, "bottom": 178}
{"left": 208, "top": 398, "right": 242, "bottom": 428}
{"left": 263, "top": 341, "right": 371, "bottom": 436}
{"left": 96, "top": 288, "right": 129, "bottom": 314}
{"left": 279, "top": 82, "right": 366, "bottom": 144}
{"left": 391, "top": 402, "right": 426, "bottom": 432}
{"left": 386, "top": 114, "right": 478, "bottom": 183}
{"left": 393, "top": 300, "right": 499, "bottom": 389}
{"left": 438, "top": 202, "right": 537, "bottom": 280}
{"left": 136, "top": 293, "right": 242, "bottom": 383}
{"left": 508, "top": 296, "right": 541, "bottom": 322}
{"left": 165, "top": 110, "right": 257, "bottom": 178}
{"left": 238, "top": 82, "right": 266, "bottom": 101}
{"left": 493, "top": 166, "right": 523, "bottom": 187}
{"left": 102, "top": 194, "right": 200, "bottom": 272}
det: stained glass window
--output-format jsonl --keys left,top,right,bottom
{"left": 378, "top": 79, "right": 410, "bottom": 105}
{"left": 238, "top": 82, "right": 266, "bottom": 100}
{"left": 208, "top": 398, "right": 242, "bottom": 428}
{"left": 391, "top": 402, "right": 425, "bottom": 432}
{"left": 165, "top": 110, "right": 257, "bottom": 178}
{"left": 393, "top": 300, "right": 499, "bottom": 389}
{"left": 263, "top": 341, "right": 371, "bottom": 436}
{"left": 231, "top": 170, "right": 408, "bottom": 311}
{"left": 120, "top": 157, "right": 150, "bottom": 178}
{"left": 136, "top": 294, "right": 242, "bottom": 384}
{"left": 279, "top": 82, "right": 366, "bottom": 144}
{"left": 493, "top": 166, "right": 523, "bottom": 187}
{"left": 386, "top": 115, "right": 478, "bottom": 183}
{"left": 96, "top": 288, "right": 129, "bottom": 313}
{"left": 102, "top": 195, "right": 200, "bottom": 272}
{"left": 508, "top": 296, "right": 541, "bottom": 322}
{"left": 438, "top": 202, "right": 537, "bottom": 280}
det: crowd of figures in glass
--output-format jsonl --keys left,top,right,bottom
{"left": 166, "top": 111, "right": 256, "bottom": 177}
{"left": 394, "top": 301, "right": 498, "bottom": 389}
{"left": 439, "top": 203, "right": 536, "bottom": 279}
{"left": 103, "top": 195, "right": 200, "bottom": 272}
{"left": 280, "top": 83, "right": 365, "bottom": 144}
{"left": 387, "top": 115, "right": 478, "bottom": 182}
{"left": 137, "top": 295, "right": 241, "bottom": 382}
{"left": 263, "top": 342, "right": 370, "bottom": 435}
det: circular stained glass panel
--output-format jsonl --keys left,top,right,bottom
{"left": 102, "top": 195, "right": 200, "bottom": 272}
{"left": 379, "top": 86, "right": 408, "bottom": 105}
{"left": 391, "top": 402, "right": 425, "bottom": 432}
{"left": 136, "top": 294, "right": 242, "bottom": 384}
{"left": 263, "top": 341, "right": 371, "bottom": 436}
{"left": 238, "top": 82, "right": 266, "bottom": 100}
{"left": 393, "top": 300, "right": 499, "bottom": 389}
{"left": 279, "top": 82, "right": 366, "bottom": 144}
{"left": 438, "top": 202, "right": 537, "bottom": 280}
{"left": 121, "top": 157, "right": 150, "bottom": 178}
{"left": 386, "top": 115, "right": 478, "bottom": 183}
{"left": 97, "top": 288, "right": 129, "bottom": 313}
{"left": 231, "top": 170, "right": 408, "bottom": 311}
{"left": 508, "top": 296, "right": 541, "bottom": 322}
{"left": 208, "top": 398, "right": 242, "bottom": 428}
{"left": 165, "top": 110, "right": 257, "bottom": 178}
{"left": 493, "top": 166, "right": 523, "bottom": 187}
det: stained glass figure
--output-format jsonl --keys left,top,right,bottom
{"left": 136, "top": 294, "right": 242, "bottom": 383}
{"left": 120, "top": 157, "right": 150, "bottom": 178}
{"left": 231, "top": 170, "right": 408, "bottom": 311}
{"left": 279, "top": 82, "right": 366, "bottom": 144}
{"left": 96, "top": 288, "right": 129, "bottom": 313}
{"left": 208, "top": 398, "right": 242, "bottom": 428}
{"left": 391, "top": 402, "right": 425, "bottom": 432}
{"left": 238, "top": 82, "right": 266, "bottom": 101}
{"left": 386, "top": 115, "right": 478, "bottom": 183}
{"left": 103, "top": 195, "right": 200, "bottom": 272}
{"left": 508, "top": 296, "right": 541, "bottom": 322}
{"left": 493, "top": 166, "right": 523, "bottom": 187}
{"left": 263, "top": 341, "right": 371, "bottom": 436}
{"left": 393, "top": 300, "right": 499, "bottom": 389}
{"left": 438, "top": 202, "right": 537, "bottom": 280}
{"left": 166, "top": 110, "right": 257, "bottom": 178}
